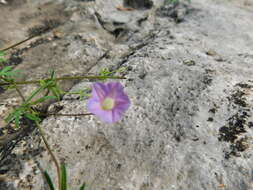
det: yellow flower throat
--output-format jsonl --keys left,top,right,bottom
{"left": 101, "top": 97, "right": 115, "bottom": 110}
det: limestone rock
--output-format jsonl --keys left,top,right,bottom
{"left": 1, "top": 0, "right": 253, "bottom": 189}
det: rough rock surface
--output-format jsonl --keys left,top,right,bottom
{"left": 1, "top": 0, "right": 253, "bottom": 189}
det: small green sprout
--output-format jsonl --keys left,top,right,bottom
{"left": 43, "top": 164, "right": 86, "bottom": 190}
{"left": 0, "top": 51, "right": 6, "bottom": 63}
{"left": 99, "top": 67, "right": 127, "bottom": 81}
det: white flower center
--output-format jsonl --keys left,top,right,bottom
{"left": 101, "top": 97, "right": 115, "bottom": 110}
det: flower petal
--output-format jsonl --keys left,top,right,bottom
{"left": 111, "top": 109, "right": 123, "bottom": 123}
{"left": 87, "top": 82, "right": 130, "bottom": 123}
{"left": 87, "top": 98, "right": 101, "bottom": 113}
{"left": 92, "top": 82, "right": 109, "bottom": 100}
{"left": 115, "top": 92, "right": 130, "bottom": 104}
{"left": 115, "top": 101, "right": 130, "bottom": 112}
{"left": 87, "top": 98, "right": 115, "bottom": 123}
{"left": 107, "top": 82, "right": 124, "bottom": 98}
{"left": 112, "top": 102, "right": 130, "bottom": 122}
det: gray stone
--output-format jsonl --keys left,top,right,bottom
{"left": 2, "top": 0, "right": 253, "bottom": 189}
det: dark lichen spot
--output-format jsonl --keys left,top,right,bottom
{"left": 192, "top": 137, "right": 199, "bottom": 141}
{"left": 230, "top": 90, "right": 247, "bottom": 107}
{"left": 248, "top": 121, "right": 253, "bottom": 128}
{"left": 209, "top": 108, "right": 216, "bottom": 114}
{"left": 207, "top": 117, "right": 214, "bottom": 122}
{"left": 225, "top": 137, "right": 250, "bottom": 159}
{"left": 218, "top": 111, "right": 248, "bottom": 143}
{"left": 224, "top": 151, "right": 230, "bottom": 159}
{"left": 236, "top": 83, "right": 253, "bottom": 89}
{"left": 4, "top": 51, "right": 23, "bottom": 67}
{"left": 116, "top": 163, "right": 122, "bottom": 169}
{"left": 233, "top": 137, "right": 249, "bottom": 152}
{"left": 27, "top": 19, "right": 61, "bottom": 37}
{"left": 7, "top": 55, "right": 23, "bottom": 66}
{"left": 173, "top": 133, "right": 181, "bottom": 142}
{"left": 112, "top": 28, "right": 126, "bottom": 38}
{"left": 124, "top": 0, "right": 153, "bottom": 9}
{"left": 156, "top": 1, "right": 191, "bottom": 22}
{"left": 202, "top": 75, "right": 212, "bottom": 86}
{"left": 138, "top": 72, "right": 146, "bottom": 79}
{"left": 85, "top": 145, "right": 91, "bottom": 150}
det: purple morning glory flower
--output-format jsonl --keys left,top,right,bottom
{"left": 87, "top": 82, "right": 130, "bottom": 123}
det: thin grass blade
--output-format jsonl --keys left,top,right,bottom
{"left": 60, "top": 164, "right": 67, "bottom": 190}
{"left": 79, "top": 183, "right": 86, "bottom": 190}
{"left": 43, "top": 171, "right": 55, "bottom": 190}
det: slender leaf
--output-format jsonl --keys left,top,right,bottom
{"left": 14, "top": 110, "right": 21, "bottom": 128}
{"left": 29, "top": 96, "right": 57, "bottom": 105}
{"left": 79, "top": 183, "right": 86, "bottom": 190}
{"left": 25, "top": 85, "right": 47, "bottom": 103}
{"left": 5, "top": 108, "right": 23, "bottom": 128}
{"left": 60, "top": 164, "right": 67, "bottom": 190}
{"left": 0, "top": 51, "right": 5, "bottom": 56}
{"left": 24, "top": 113, "right": 41, "bottom": 122}
{"left": 43, "top": 171, "right": 55, "bottom": 190}
{"left": 50, "top": 70, "right": 55, "bottom": 79}
{"left": 0, "top": 66, "right": 12, "bottom": 73}
{"left": 49, "top": 87, "right": 61, "bottom": 100}
{"left": 0, "top": 58, "right": 6, "bottom": 63}
{"left": 0, "top": 66, "right": 21, "bottom": 79}
{"left": 5, "top": 110, "right": 16, "bottom": 123}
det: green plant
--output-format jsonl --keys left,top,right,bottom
{"left": 98, "top": 67, "right": 126, "bottom": 81}
{"left": 0, "top": 51, "right": 6, "bottom": 63}
{"left": 0, "top": 51, "right": 128, "bottom": 189}
{"left": 43, "top": 164, "right": 86, "bottom": 190}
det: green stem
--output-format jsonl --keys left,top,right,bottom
{"left": 35, "top": 121, "right": 61, "bottom": 190}
{"left": 0, "top": 75, "right": 126, "bottom": 86}
{"left": 0, "top": 35, "right": 36, "bottom": 52}
{"left": 43, "top": 113, "right": 93, "bottom": 117}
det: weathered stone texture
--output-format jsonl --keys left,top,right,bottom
{"left": 1, "top": 0, "right": 253, "bottom": 189}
